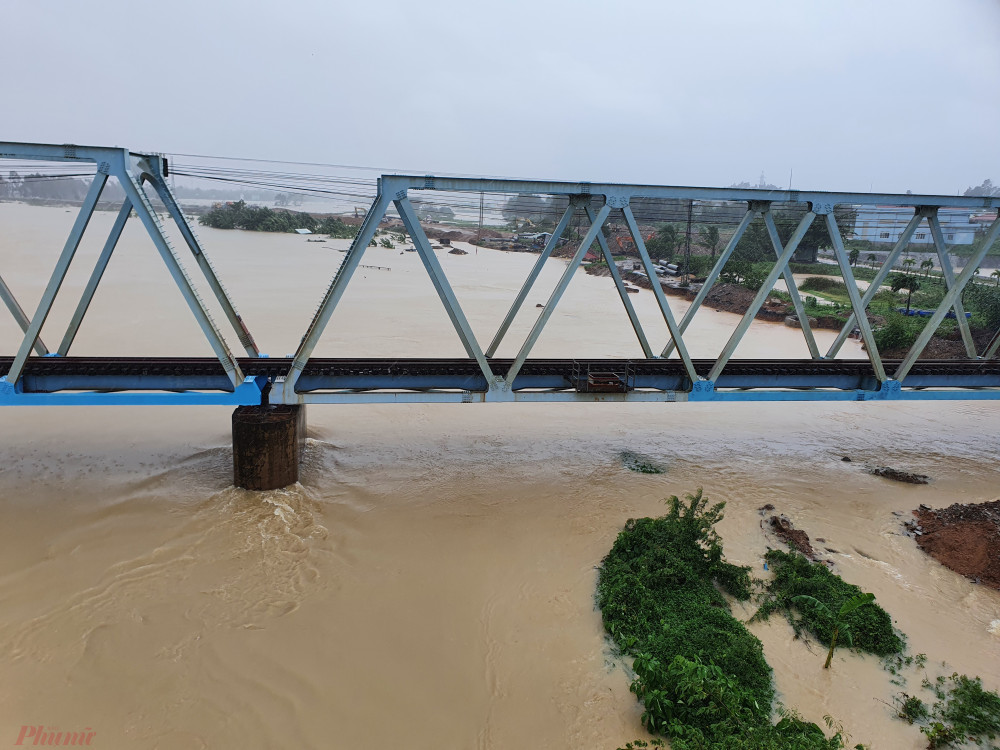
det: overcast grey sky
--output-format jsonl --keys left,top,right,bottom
{"left": 2, "top": 0, "right": 998, "bottom": 194}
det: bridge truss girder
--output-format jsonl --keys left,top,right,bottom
{"left": 0, "top": 142, "right": 263, "bottom": 403}
{"left": 273, "top": 174, "right": 1000, "bottom": 404}
{"left": 2, "top": 143, "right": 1000, "bottom": 406}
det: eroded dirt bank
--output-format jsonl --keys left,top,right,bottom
{"left": 909, "top": 500, "right": 1000, "bottom": 590}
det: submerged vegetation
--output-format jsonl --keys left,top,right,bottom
{"left": 619, "top": 451, "right": 666, "bottom": 474}
{"left": 199, "top": 200, "right": 317, "bottom": 232}
{"left": 792, "top": 592, "right": 877, "bottom": 669}
{"left": 199, "top": 200, "right": 359, "bottom": 238}
{"left": 598, "top": 492, "right": 1000, "bottom": 748}
{"left": 754, "top": 549, "right": 903, "bottom": 659}
{"left": 317, "top": 216, "right": 360, "bottom": 238}
{"left": 915, "top": 673, "right": 1000, "bottom": 748}
{"left": 598, "top": 491, "right": 859, "bottom": 749}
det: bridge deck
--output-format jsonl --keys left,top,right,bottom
{"left": 3, "top": 357, "right": 999, "bottom": 393}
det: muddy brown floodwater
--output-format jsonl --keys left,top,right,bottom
{"left": 0, "top": 203, "right": 998, "bottom": 749}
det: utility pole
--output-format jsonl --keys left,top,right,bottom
{"left": 684, "top": 199, "right": 693, "bottom": 279}
{"left": 476, "top": 191, "right": 483, "bottom": 255}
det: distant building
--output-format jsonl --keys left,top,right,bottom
{"left": 518, "top": 232, "right": 553, "bottom": 247}
{"left": 852, "top": 205, "right": 978, "bottom": 246}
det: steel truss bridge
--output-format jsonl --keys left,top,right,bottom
{"left": 2, "top": 141, "right": 1000, "bottom": 407}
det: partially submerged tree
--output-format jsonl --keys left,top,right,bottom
{"left": 792, "top": 593, "right": 876, "bottom": 669}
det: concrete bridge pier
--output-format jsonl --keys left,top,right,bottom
{"left": 232, "top": 405, "right": 306, "bottom": 490}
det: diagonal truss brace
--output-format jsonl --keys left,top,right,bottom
{"left": 487, "top": 204, "right": 574, "bottom": 357}
{"left": 285, "top": 187, "right": 498, "bottom": 393}
{"left": 763, "top": 211, "right": 820, "bottom": 358}
{"left": 0, "top": 273, "right": 49, "bottom": 356}
{"left": 58, "top": 198, "right": 132, "bottom": 355}
{"left": 925, "top": 209, "right": 976, "bottom": 357}
{"left": 285, "top": 187, "right": 390, "bottom": 393}
{"left": 894, "top": 214, "right": 1000, "bottom": 381}
{"left": 708, "top": 211, "right": 815, "bottom": 382}
{"left": 119, "top": 161, "right": 245, "bottom": 387}
{"left": 826, "top": 210, "right": 922, "bottom": 358}
{"left": 822, "top": 210, "right": 886, "bottom": 382}
{"left": 661, "top": 206, "right": 760, "bottom": 358}
{"left": 621, "top": 204, "right": 699, "bottom": 383}
{"left": 505, "top": 204, "right": 612, "bottom": 387}
{"left": 584, "top": 204, "right": 652, "bottom": 357}
{"left": 987, "top": 328, "right": 1000, "bottom": 360}
{"left": 6, "top": 170, "right": 109, "bottom": 385}
{"left": 0, "top": 143, "right": 255, "bottom": 391}
{"left": 394, "top": 195, "right": 497, "bottom": 386}
{"left": 145, "top": 171, "right": 259, "bottom": 356}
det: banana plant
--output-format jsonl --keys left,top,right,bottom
{"left": 792, "top": 592, "right": 875, "bottom": 669}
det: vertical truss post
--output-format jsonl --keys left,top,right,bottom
{"left": 6, "top": 170, "right": 108, "bottom": 385}
{"left": 487, "top": 204, "right": 574, "bottom": 356}
{"left": 286, "top": 188, "right": 390, "bottom": 393}
{"left": 394, "top": 195, "right": 496, "bottom": 385}
{"left": 118, "top": 167, "right": 244, "bottom": 388}
{"left": 763, "top": 211, "right": 820, "bottom": 358}
{"left": 585, "top": 204, "right": 652, "bottom": 357}
{"left": 57, "top": 198, "right": 132, "bottom": 355}
{"left": 505, "top": 203, "right": 612, "bottom": 387}
{"left": 622, "top": 204, "right": 699, "bottom": 382}
{"left": 927, "top": 210, "right": 976, "bottom": 357}
{"left": 894, "top": 215, "right": 1000, "bottom": 381}
{"left": 661, "top": 207, "right": 759, "bottom": 357}
{"left": 826, "top": 210, "right": 921, "bottom": 358}
{"left": 0, "top": 273, "right": 48, "bottom": 355}
{"left": 823, "top": 209, "right": 886, "bottom": 382}
{"left": 708, "top": 211, "right": 815, "bottom": 382}
{"left": 146, "top": 172, "right": 260, "bottom": 356}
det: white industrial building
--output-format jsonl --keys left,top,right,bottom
{"left": 852, "top": 205, "right": 979, "bottom": 246}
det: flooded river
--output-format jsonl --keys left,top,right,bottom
{"left": 0, "top": 203, "right": 998, "bottom": 749}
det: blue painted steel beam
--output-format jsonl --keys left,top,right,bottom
{"left": 10, "top": 369, "right": 1000, "bottom": 395}
{"left": 0, "top": 377, "right": 264, "bottom": 406}
{"left": 381, "top": 174, "right": 1000, "bottom": 210}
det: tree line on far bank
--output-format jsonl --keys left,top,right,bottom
{"left": 198, "top": 200, "right": 357, "bottom": 238}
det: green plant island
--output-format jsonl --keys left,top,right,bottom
{"left": 597, "top": 491, "right": 868, "bottom": 749}
{"left": 598, "top": 490, "right": 1000, "bottom": 749}
{"left": 198, "top": 200, "right": 359, "bottom": 238}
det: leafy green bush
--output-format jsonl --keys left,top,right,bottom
{"left": 686, "top": 254, "right": 716, "bottom": 277}
{"left": 755, "top": 550, "right": 903, "bottom": 658}
{"left": 898, "top": 694, "right": 929, "bottom": 724}
{"left": 918, "top": 673, "right": 1000, "bottom": 747}
{"left": 599, "top": 492, "right": 853, "bottom": 749}
{"left": 872, "top": 311, "right": 920, "bottom": 352}
{"left": 800, "top": 277, "right": 848, "bottom": 294}
{"left": 316, "top": 216, "right": 359, "bottom": 238}
{"left": 965, "top": 283, "right": 1000, "bottom": 329}
{"left": 720, "top": 260, "right": 772, "bottom": 290}
{"left": 199, "top": 200, "right": 317, "bottom": 233}
{"left": 788, "top": 263, "right": 878, "bottom": 282}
